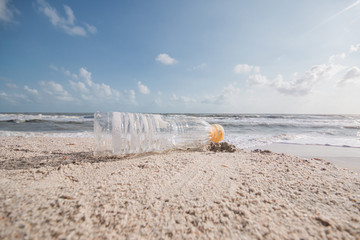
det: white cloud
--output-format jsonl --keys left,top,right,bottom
{"left": 64, "top": 70, "right": 71, "bottom": 76}
{"left": 124, "top": 89, "right": 136, "bottom": 105}
{"left": 202, "top": 84, "right": 241, "bottom": 105}
{"left": 36, "top": 0, "right": 96, "bottom": 36}
{"left": 234, "top": 64, "right": 260, "bottom": 74}
{"left": 79, "top": 67, "right": 93, "bottom": 86}
{"left": 271, "top": 64, "right": 345, "bottom": 95}
{"left": 154, "top": 98, "right": 162, "bottom": 106}
{"left": 51, "top": 65, "right": 78, "bottom": 79}
{"left": 85, "top": 23, "right": 97, "bottom": 34}
{"left": 338, "top": 66, "right": 360, "bottom": 86}
{"left": 40, "top": 80, "right": 73, "bottom": 101}
{"left": 69, "top": 80, "right": 88, "bottom": 93}
{"left": 76, "top": 68, "right": 115, "bottom": 98}
{"left": 0, "top": 91, "right": 15, "bottom": 104}
{"left": 156, "top": 53, "right": 178, "bottom": 65}
{"left": 0, "top": 91, "right": 29, "bottom": 104}
{"left": 70, "top": 67, "right": 137, "bottom": 105}
{"left": 137, "top": 81, "right": 150, "bottom": 94}
{"left": 328, "top": 53, "right": 346, "bottom": 63}
{"left": 170, "top": 94, "right": 196, "bottom": 104}
{"left": 247, "top": 74, "right": 268, "bottom": 86}
{"left": 40, "top": 81, "right": 63, "bottom": 93}
{"left": 153, "top": 92, "right": 163, "bottom": 106}
{"left": 68, "top": 25, "right": 87, "bottom": 36}
{"left": 61, "top": 67, "right": 78, "bottom": 79}
{"left": 2, "top": 67, "right": 141, "bottom": 108}
{"left": 24, "top": 85, "right": 39, "bottom": 95}
{"left": 0, "top": 0, "right": 20, "bottom": 23}
{"left": 170, "top": 94, "right": 179, "bottom": 101}
{"left": 71, "top": 73, "right": 78, "bottom": 79}
{"left": 180, "top": 96, "right": 196, "bottom": 103}
{"left": 50, "top": 66, "right": 79, "bottom": 79}
{"left": 50, "top": 64, "right": 58, "bottom": 71}
{"left": 243, "top": 63, "right": 345, "bottom": 96}
{"left": 349, "top": 43, "right": 360, "bottom": 53}
{"left": 6, "top": 82, "right": 17, "bottom": 89}
{"left": 63, "top": 5, "right": 74, "bottom": 24}
{"left": 187, "top": 63, "right": 207, "bottom": 71}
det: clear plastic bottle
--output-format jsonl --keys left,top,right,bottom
{"left": 94, "top": 112, "right": 224, "bottom": 156}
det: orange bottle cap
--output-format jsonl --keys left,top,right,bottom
{"left": 209, "top": 124, "right": 225, "bottom": 143}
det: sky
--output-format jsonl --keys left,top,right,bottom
{"left": 0, "top": 0, "right": 360, "bottom": 114}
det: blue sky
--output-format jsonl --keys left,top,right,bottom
{"left": 1, "top": 0, "right": 360, "bottom": 113}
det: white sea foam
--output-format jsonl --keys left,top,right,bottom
{"left": 0, "top": 130, "right": 93, "bottom": 138}
{"left": 205, "top": 115, "right": 360, "bottom": 129}
{"left": 225, "top": 134, "right": 296, "bottom": 149}
{"left": 0, "top": 113, "right": 93, "bottom": 122}
{"left": 226, "top": 133, "right": 360, "bottom": 149}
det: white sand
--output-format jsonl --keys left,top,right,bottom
{"left": 0, "top": 137, "right": 359, "bottom": 239}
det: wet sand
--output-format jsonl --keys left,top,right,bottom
{"left": 252, "top": 143, "right": 360, "bottom": 173}
{"left": 0, "top": 137, "right": 359, "bottom": 239}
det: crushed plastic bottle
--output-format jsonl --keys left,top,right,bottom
{"left": 94, "top": 112, "right": 224, "bottom": 156}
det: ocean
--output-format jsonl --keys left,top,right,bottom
{"left": 0, "top": 113, "right": 359, "bottom": 150}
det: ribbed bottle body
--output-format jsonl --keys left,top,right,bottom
{"left": 94, "top": 112, "right": 212, "bottom": 156}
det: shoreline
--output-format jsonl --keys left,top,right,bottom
{"left": 1, "top": 137, "right": 359, "bottom": 239}
{"left": 250, "top": 143, "right": 360, "bottom": 173}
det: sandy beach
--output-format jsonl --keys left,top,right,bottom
{"left": 1, "top": 137, "right": 359, "bottom": 239}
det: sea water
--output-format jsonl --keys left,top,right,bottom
{"left": 0, "top": 113, "right": 359, "bottom": 149}
{"left": 0, "top": 113, "right": 94, "bottom": 138}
